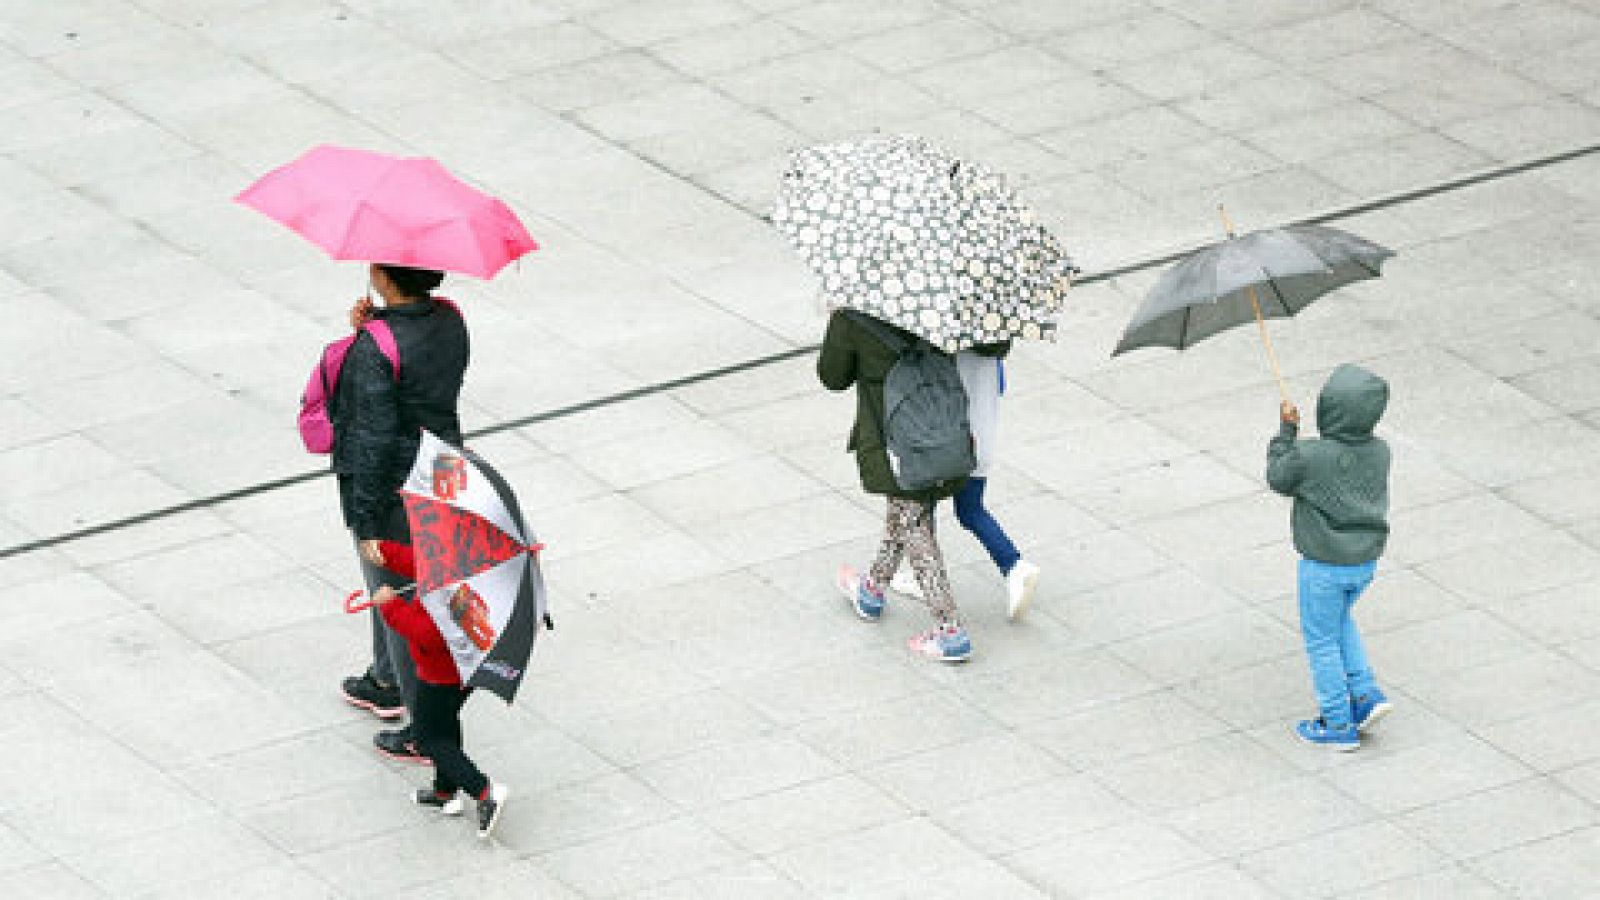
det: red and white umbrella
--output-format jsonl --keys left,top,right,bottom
{"left": 396, "top": 431, "right": 549, "bottom": 704}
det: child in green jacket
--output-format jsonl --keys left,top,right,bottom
{"left": 1267, "top": 364, "right": 1395, "bottom": 751}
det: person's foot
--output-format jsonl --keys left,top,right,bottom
{"left": 907, "top": 623, "right": 972, "bottom": 663}
{"left": 1295, "top": 717, "right": 1359, "bottom": 751}
{"left": 477, "top": 783, "right": 508, "bottom": 839}
{"left": 1352, "top": 692, "right": 1393, "bottom": 734}
{"left": 412, "top": 788, "right": 465, "bottom": 816}
{"left": 341, "top": 672, "right": 405, "bottom": 720}
{"left": 375, "top": 728, "right": 431, "bottom": 765}
{"left": 1005, "top": 559, "right": 1040, "bottom": 622}
{"left": 837, "top": 564, "right": 885, "bottom": 620}
{"left": 888, "top": 569, "right": 923, "bottom": 599}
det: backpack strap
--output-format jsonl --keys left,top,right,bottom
{"left": 358, "top": 296, "right": 459, "bottom": 382}
{"left": 363, "top": 320, "right": 401, "bottom": 379}
{"left": 843, "top": 309, "right": 911, "bottom": 356}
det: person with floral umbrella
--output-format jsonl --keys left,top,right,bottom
{"left": 779, "top": 135, "right": 1074, "bottom": 661}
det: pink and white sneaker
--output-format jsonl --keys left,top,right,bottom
{"left": 907, "top": 624, "right": 972, "bottom": 663}
{"left": 837, "top": 564, "right": 886, "bottom": 620}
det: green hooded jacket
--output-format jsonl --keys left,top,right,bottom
{"left": 817, "top": 310, "right": 964, "bottom": 503}
{"left": 1266, "top": 363, "right": 1391, "bottom": 565}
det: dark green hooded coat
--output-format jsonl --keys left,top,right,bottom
{"left": 1267, "top": 363, "right": 1391, "bottom": 565}
{"left": 817, "top": 310, "right": 965, "bottom": 503}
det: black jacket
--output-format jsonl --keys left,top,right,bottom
{"left": 331, "top": 297, "right": 469, "bottom": 540}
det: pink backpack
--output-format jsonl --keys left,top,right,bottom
{"left": 298, "top": 298, "right": 458, "bottom": 454}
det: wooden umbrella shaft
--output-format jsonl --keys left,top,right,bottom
{"left": 1218, "top": 205, "right": 1291, "bottom": 406}
{"left": 1246, "top": 285, "right": 1290, "bottom": 405}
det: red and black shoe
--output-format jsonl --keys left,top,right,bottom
{"left": 375, "top": 728, "right": 431, "bottom": 765}
{"left": 341, "top": 672, "right": 405, "bottom": 720}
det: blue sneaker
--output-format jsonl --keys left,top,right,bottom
{"left": 907, "top": 624, "right": 972, "bottom": 663}
{"left": 837, "top": 565, "right": 885, "bottom": 620}
{"left": 1296, "top": 717, "right": 1359, "bottom": 751}
{"left": 1352, "top": 692, "right": 1393, "bottom": 734}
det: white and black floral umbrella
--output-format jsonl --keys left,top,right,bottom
{"left": 772, "top": 134, "right": 1075, "bottom": 352}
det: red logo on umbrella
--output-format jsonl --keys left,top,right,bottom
{"left": 449, "top": 583, "right": 497, "bottom": 651}
{"left": 432, "top": 453, "right": 468, "bottom": 501}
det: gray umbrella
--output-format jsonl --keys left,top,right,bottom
{"left": 1113, "top": 216, "right": 1394, "bottom": 400}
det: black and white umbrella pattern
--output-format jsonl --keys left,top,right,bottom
{"left": 772, "top": 134, "right": 1075, "bottom": 352}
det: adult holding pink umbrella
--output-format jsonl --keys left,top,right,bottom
{"left": 237, "top": 145, "right": 538, "bottom": 763}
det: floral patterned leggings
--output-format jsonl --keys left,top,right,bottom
{"left": 868, "top": 496, "right": 961, "bottom": 625}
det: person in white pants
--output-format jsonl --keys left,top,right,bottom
{"left": 893, "top": 342, "right": 1039, "bottom": 620}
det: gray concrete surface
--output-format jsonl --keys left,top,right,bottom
{"left": 2, "top": 0, "right": 1600, "bottom": 896}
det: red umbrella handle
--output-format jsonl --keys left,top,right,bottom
{"left": 344, "top": 590, "right": 374, "bottom": 614}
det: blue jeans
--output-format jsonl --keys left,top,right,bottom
{"left": 954, "top": 477, "right": 1020, "bottom": 575}
{"left": 1298, "top": 558, "right": 1380, "bottom": 728}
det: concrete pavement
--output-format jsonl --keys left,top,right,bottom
{"left": 3, "top": 0, "right": 1600, "bottom": 896}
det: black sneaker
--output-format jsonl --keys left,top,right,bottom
{"left": 411, "top": 788, "right": 465, "bottom": 816}
{"left": 374, "top": 728, "right": 431, "bottom": 765}
{"left": 476, "top": 783, "right": 508, "bottom": 839}
{"left": 341, "top": 672, "right": 405, "bottom": 720}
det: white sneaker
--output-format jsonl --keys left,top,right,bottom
{"left": 1006, "top": 560, "right": 1039, "bottom": 621}
{"left": 441, "top": 791, "right": 466, "bottom": 817}
{"left": 889, "top": 568, "right": 924, "bottom": 598}
{"left": 411, "top": 788, "right": 466, "bottom": 816}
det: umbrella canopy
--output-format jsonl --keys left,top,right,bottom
{"left": 772, "top": 134, "right": 1075, "bottom": 352}
{"left": 1113, "top": 224, "right": 1393, "bottom": 356}
{"left": 235, "top": 144, "right": 538, "bottom": 279}
{"left": 397, "top": 431, "right": 548, "bottom": 704}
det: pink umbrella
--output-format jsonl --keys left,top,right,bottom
{"left": 235, "top": 144, "right": 538, "bottom": 279}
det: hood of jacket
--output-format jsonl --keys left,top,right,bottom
{"left": 1316, "top": 363, "right": 1388, "bottom": 442}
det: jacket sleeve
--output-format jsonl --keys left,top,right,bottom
{"left": 817, "top": 311, "right": 857, "bottom": 391}
{"left": 343, "top": 333, "right": 401, "bottom": 539}
{"left": 1266, "top": 420, "right": 1306, "bottom": 495}
{"left": 378, "top": 593, "right": 435, "bottom": 646}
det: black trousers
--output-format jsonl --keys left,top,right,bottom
{"left": 413, "top": 680, "right": 488, "bottom": 799}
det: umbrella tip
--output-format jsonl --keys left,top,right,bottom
{"left": 1217, "top": 204, "right": 1237, "bottom": 237}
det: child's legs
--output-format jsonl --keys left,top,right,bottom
{"left": 413, "top": 682, "right": 488, "bottom": 798}
{"left": 1297, "top": 559, "right": 1355, "bottom": 727}
{"left": 868, "top": 496, "right": 914, "bottom": 587}
{"left": 899, "top": 499, "right": 961, "bottom": 625}
{"left": 953, "top": 477, "right": 1021, "bottom": 575}
{"left": 1336, "top": 562, "right": 1380, "bottom": 698}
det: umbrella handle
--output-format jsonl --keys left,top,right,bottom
{"left": 343, "top": 582, "right": 417, "bottom": 614}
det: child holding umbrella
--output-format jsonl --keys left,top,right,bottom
{"left": 366, "top": 541, "right": 509, "bottom": 837}
{"left": 1268, "top": 364, "right": 1395, "bottom": 750}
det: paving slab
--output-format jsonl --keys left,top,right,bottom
{"left": 4, "top": 1, "right": 1600, "bottom": 897}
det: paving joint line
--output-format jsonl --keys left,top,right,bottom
{"left": 4, "top": 140, "right": 1597, "bottom": 560}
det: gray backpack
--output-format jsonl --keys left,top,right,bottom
{"left": 847, "top": 311, "right": 975, "bottom": 492}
